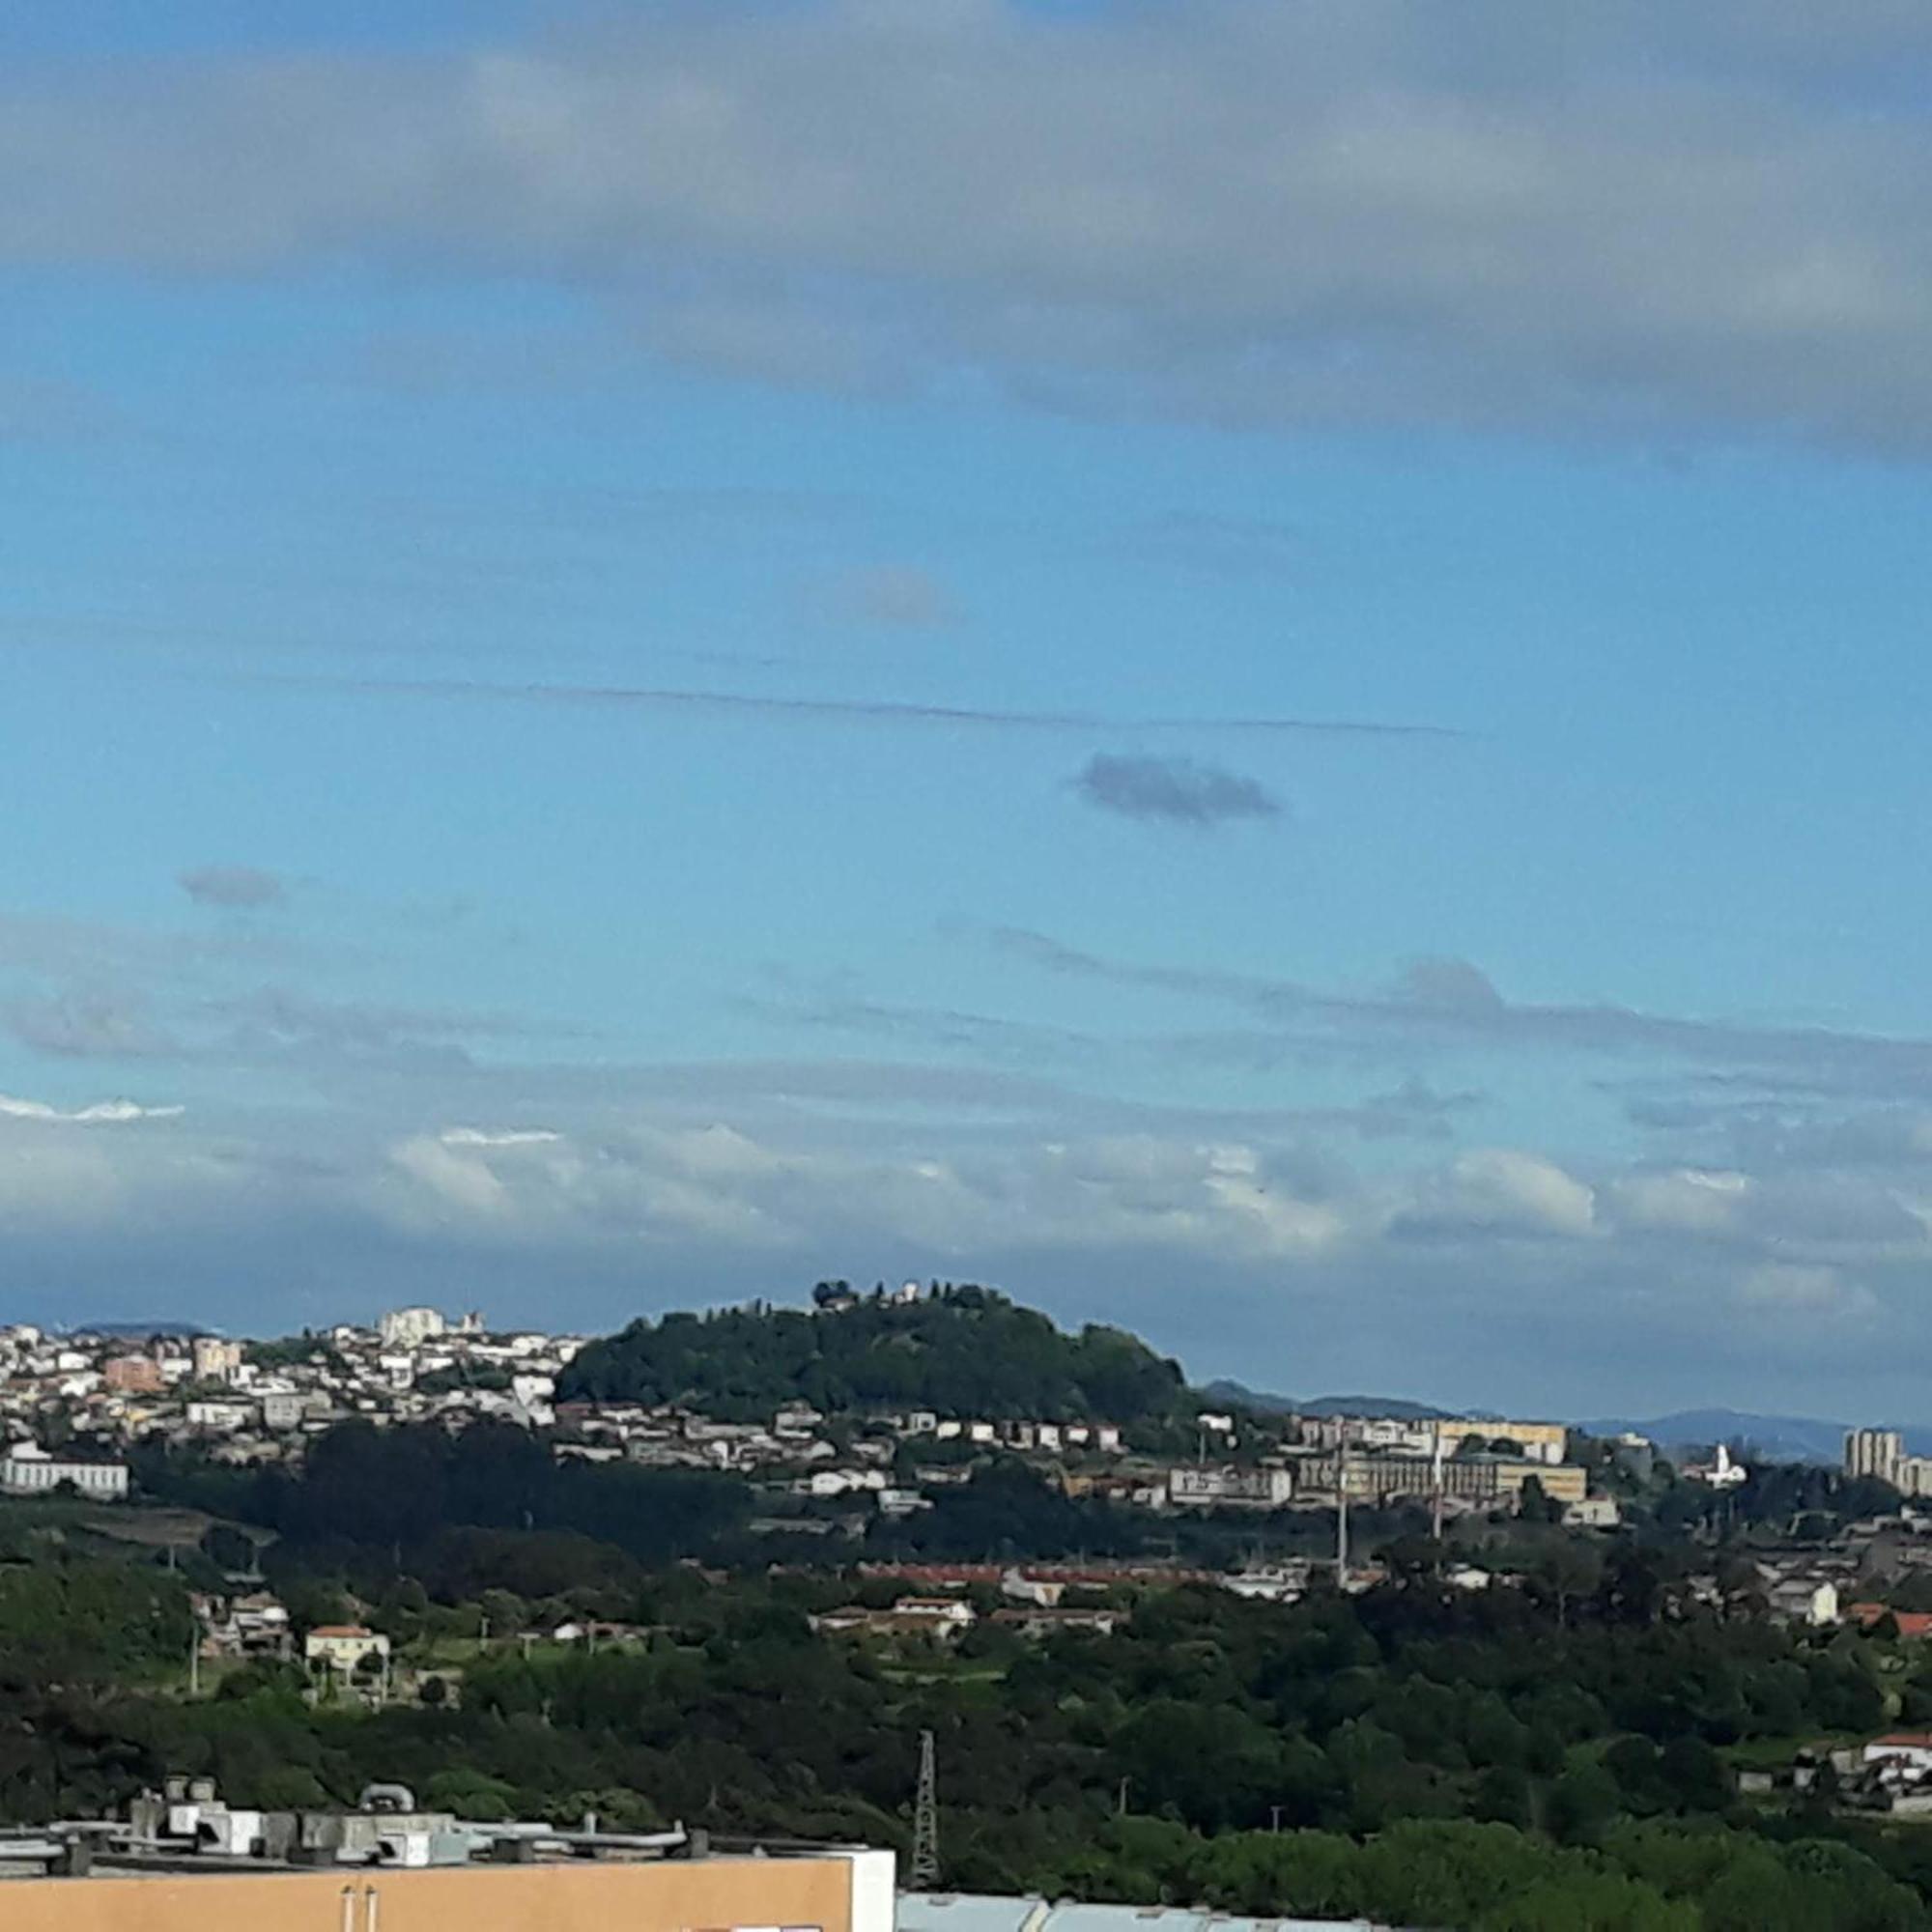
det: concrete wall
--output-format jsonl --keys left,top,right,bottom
{"left": 0, "top": 1851, "right": 865, "bottom": 1932}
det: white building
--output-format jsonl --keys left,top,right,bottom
{"left": 304, "top": 1624, "right": 391, "bottom": 1675}
{"left": 378, "top": 1306, "right": 447, "bottom": 1350}
{"left": 0, "top": 1442, "right": 129, "bottom": 1500}
{"left": 185, "top": 1400, "right": 253, "bottom": 1434}
{"left": 1168, "top": 1464, "right": 1294, "bottom": 1510}
{"left": 1865, "top": 1733, "right": 1932, "bottom": 1772}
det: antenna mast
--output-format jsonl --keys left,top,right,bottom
{"left": 911, "top": 1729, "right": 940, "bottom": 1889}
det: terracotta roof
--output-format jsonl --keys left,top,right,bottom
{"left": 1849, "top": 1603, "right": 1932, "bottom": 1638}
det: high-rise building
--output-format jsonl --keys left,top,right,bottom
{"left": 192, "top": 1336, "right": 244, "bottom": 1384}
{"left": 378, "top": 1305, "right": 447, "bottom": 1350}
{"left": 1846, "top": 1428, "right": 1906, "bottom": 1486}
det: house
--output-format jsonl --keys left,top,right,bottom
{"left": 991, "top": 1606, "right": 1123, "bottom": 1640}
{"left": 303, "top": 1625, "right": 390, "bottom": 1675}
{"left": 185, "top": 1400, "right": 253, "bottom": 1434}
{"left": 1863, "top": 1732, "right": 1932, "bottom": 1772}
{"left": 1846, "top": 1602, "right": 1932, "bottom": 1640}
{"left": 810, "top": 1604, "right": 975, "bottom": 1643}
{"left": 260, "top": 1390, "right": 318, "bottom": 1431}
{"left": 895, "top": 1597, "right": 979, "bottom": 1630}
{"left": 1768, "top": 1577, "right": 1840, "bottom": 1627}
{"left": 1222, "top": 1562, "right": 1311, "bottom": 1604}
{"left": 1001, "top": 1568, "right": 1064, "bottom": 1607}
{"left": 1564, "top": 1494, "right": 1622, "bottom": 1529}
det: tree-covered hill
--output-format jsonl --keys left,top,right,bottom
{"left": 555, "top": 1283, "right": 1188, "bottom": 1423}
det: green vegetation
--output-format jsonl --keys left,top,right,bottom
{"left": 133, "top": 1421, "right": 755, "bottom": 1569}
{"left": 2, "top": 1544, "right": 1931, "bottom": 1927}
{"left": 556, "top": 1284, "right": 1187, "bottom": 1422}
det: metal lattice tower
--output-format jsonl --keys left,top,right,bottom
{"left": 911, "top": 1729, "right": 940, "bottom": 1889}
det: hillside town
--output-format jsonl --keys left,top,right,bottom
{"left": 1, "top": 1295, "right": 1927, "bottom": 1646}
{"left": 0, "top": 1296, "right": 1612, "bottom": 1524}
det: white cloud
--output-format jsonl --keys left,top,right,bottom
{"left": 1611, "top": 1167, "right": 1750, "bottom": 1236}
{"left": 1408, "top": 1148, "right": 1599, "bottom": 1239}
{"left": 1735, "top": 1261, "right": 1879, "bottom": 1321}
{"left": 9, "top": 5, "right": 1932, "bottom": 445}
{"left": 0, "top": 1093, "right": 183, "bottom": 1123}
{"left": 439, "top": 1126, "right": 561, "bottom": 1148}
{"left": 373, "top": 1120, "right": 1359, "bottom": 1263}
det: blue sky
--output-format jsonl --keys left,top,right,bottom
{"left": 6, "top": 2, "right": 1932, "bottom": 1418}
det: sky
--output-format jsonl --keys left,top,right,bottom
{"left": 6, "top": 2, "right": 1932, "bottom": 1419}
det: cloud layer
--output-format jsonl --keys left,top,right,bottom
{"left": 11, "top": 3, "right": 1932, "bottom": 446}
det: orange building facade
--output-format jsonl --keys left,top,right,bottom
{"left": 0, "top": 1847, "right": 895, "bottom": 1932}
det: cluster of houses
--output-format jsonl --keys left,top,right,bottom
{"left": 0, "top": 1310, "right": 581, "bottom": 1493}
{"left": 0, "top": 1306, "right": 1654, "bottom": 1551}
{"left": 811, "top": 1568, "right": 1129, "bottom": 1644}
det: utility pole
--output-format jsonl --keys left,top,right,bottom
{"left": 911, "top": 1730, "right": 940, "bottom": 1889}
{"left": 188, "top": 1631, "right": 200, "bottom": 1699}
{"left": 1336, "top": 1443, "right": 1350, "bottom": 1582}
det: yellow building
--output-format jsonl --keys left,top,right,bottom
{"left": 0, "top": 1846, "right": 893, "bottom": 1932}
{"left": 1495, "top": 1458, "right": 1587, "bottom": 1504}
{"left": 1435, "top": 1419, "right": 1570, "bottom": 1465}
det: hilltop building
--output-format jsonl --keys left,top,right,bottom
{"left": 379, "top": 1306, "right": 448, "bottom": 1350}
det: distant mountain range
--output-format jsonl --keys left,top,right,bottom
{"left": 1202, "top": 1380, "right": 1455, "bottom": 1422}
{"left": 1209, "top": 1382, "right": 1932, "bottom": 1466}
{"left": 1582, "top": 1408, "right": 1932, "bottom": 1465}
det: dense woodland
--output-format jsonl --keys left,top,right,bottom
{"left": 0, "top": 1524, "right": 1930, "bottom": 1929}
{"left": 555, "top": 1285, "right": 1188, "bottom": 1423}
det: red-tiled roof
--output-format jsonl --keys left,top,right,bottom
{"left": 1849, "top": 1603, "right": 1932, "bottom": 1638}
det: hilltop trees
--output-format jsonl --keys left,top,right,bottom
{"left": 557, "top": 1285, "right": 1188, "bottom": 1423}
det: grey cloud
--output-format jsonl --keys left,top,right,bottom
{"left": 179, "top": 864, "right": 286, "bottom": 909}
{"left": 9, "top": 988, "right": 177, "bottom": 1060}
{"left": 1398, "top": 957, "right": 1507, "bottom": 1013}
{"left": 13, "top": 7, "right": 1932, "bottom": 446}
{"left": 817, "top": 564, "right": 959, "bottom": 630}
{"left": 734, "top": 979, "right": 1472, "bottom": 1140}
{"left": 735, "top": 987, "right": 1097, "bottom": 1067}
{"left": 989, "top": 924, "right": 1932, "bottom": 1099}
{"left": 202, "top": 984, "right": 557, "bottom": 1072}
{"left": 1074, "top": 753, "right": 1282, "bottom": 829}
